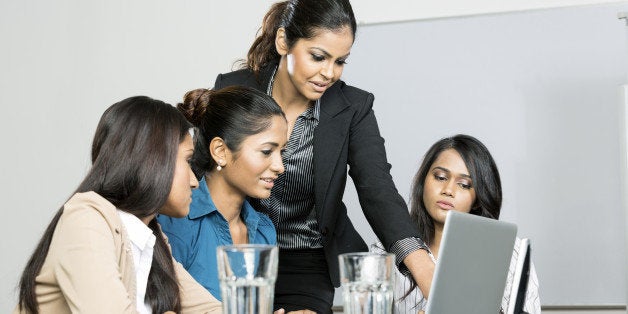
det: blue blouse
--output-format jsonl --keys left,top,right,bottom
{"left": 157, "top": 177, "right": 276, "bottom": 301}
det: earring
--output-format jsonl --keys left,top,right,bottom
{"left": 216, "top": 165, "right": 222, "bottom": 171}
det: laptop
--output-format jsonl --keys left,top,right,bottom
{"left": 425, "top": 211, "right": 517, "bottom": 314}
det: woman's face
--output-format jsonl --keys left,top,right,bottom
{"left": 423, "top": 149, "right": 476, "bottom": 226}
{"left": 160, "top": 133, "right": 199, "bottom": 218}
{"left": 222, "top": 115, "right": 288, "bottom": 199}
{"left": 281, "top": 26, "right": 354, "bottom": 101}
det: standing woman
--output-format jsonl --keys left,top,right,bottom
{"left": 158, "top": 86, "right": 288, "bottom": 301}
{"left": 213, "top": 1, "right": 434, "bottom": 312}
{"left": 15, "top": 97, "right": 221, "bottom": 314}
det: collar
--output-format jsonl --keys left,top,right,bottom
{"left": 188, "top": 177, "right": 261, "bottom": 227}
{"left": 117, "top": 210, "right": 156, "bottom": 250}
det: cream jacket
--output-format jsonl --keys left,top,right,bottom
{"left": 14, "top": 192, "right": 221, "bottom": 314}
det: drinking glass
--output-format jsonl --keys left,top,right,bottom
{"left": 217, "top": 244, "right": 278, "bottom": 314}
{"left": 339, "top": 252, "right": 395, "bottom": 314}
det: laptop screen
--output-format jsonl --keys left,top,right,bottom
{"left": 426, "top": 211, "right": 517, "bottom": 314}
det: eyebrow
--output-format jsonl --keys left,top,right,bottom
{"left": 262, "top": 142, "right": 280, "bottom": 147}
{"left": 433, "top": 166, "right": 472, "bottom": 179}
{"left": 312, "top": 47, "right": 350, "bottom": 59}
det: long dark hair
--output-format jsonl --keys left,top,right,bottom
{"left": 244, "top": 0, "right": 357, "bottom": 74}
{"left": 410, "top": 134, "right": 502, "bottom": 246}
{"left": 402, "top": 134, "right": 502, "bottom": 301}
{"left": 177, "top": 85, "right": 285, "bottom": 178}
{"left": 18, "top": 96, "right": 191, "bottom": 314}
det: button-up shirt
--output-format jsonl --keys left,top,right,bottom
{"left": 117, "top": 210, "right": 156, "bottom": 314}
{"left": 157, "top": 177, "right": 276, "bottom": 301}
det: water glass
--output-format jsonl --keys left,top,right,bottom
{"left": 217, "top": 244, "right": 278, "bottom": 314}
{"left": 339, "top": 252, "right": 395, "bottom": 314}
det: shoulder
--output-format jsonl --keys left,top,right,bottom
{"left": 61, "top": 192, "right": 120, "bottom": 229}
{"left": 328, "top": 80, "right": 374, "bottom": 107}
{"left": 157, "top": 215, "right": 200, "bottom": 242}
{"left": 214, "top": 62, "right": 277, "bottom": 91}
{"left": 322, "top": 80, "right": 375, "bottom": 120}
{"left": 215, "top": 68, "right": 254, "bottom": 86}
{"left": 335, "top": 80, "right": 373, "bottom": 101}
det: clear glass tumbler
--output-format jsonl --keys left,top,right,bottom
{"left": 339, "top": 252, "right": 395, "bottom": 314}
{"left": 217, "top": 244, "right": 278, "bottom": 314}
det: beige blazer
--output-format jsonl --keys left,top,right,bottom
{"left": 13, "top": 192, "right": 221, "bottom": 314}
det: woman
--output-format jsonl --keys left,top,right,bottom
{"left": 213, "top": 0, "right": 434, "bottom": 312}
{"left": 157, "top": 86, "right": 288, "bottom": 301}
{"left": 15, "top": 97, "right": 221, "bottom": 313}
{"left": 387, "top": 134, "right": 541, "bottom": 313}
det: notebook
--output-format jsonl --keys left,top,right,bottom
{"left": 425, "top": 211, "right": 517, "bottom": 314}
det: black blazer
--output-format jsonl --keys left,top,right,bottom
{"left": 213, "top": 62, "right": 421, "bottom": 286}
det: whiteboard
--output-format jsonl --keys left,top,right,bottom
{"left": 338, "top": 3, "right": 628, "bottom": 306}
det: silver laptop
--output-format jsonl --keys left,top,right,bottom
{"left": 425, "top": 211, "right": 517, "bottom": 314}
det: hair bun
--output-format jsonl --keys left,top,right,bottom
{"left": 177, "top": 88, "right": 212, "bottom": 126}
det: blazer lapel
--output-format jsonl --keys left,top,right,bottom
{"left": 248, "top": 65, "right": 351, "bottom": 226}
{"left": 313, "top": 83, "right": 351, "bottom": 224}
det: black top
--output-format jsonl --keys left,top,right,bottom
{"left": 213, "top": 61, "right": 422, "bottom": 286}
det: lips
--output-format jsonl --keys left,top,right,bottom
{"left": 436, "top": 200, "right": 454, "bottom": 210}
{"left": 260, "top": 177, "right": 276, "bottom": 189}
{"left": 310, "top": 81, "right": 330, "bottom": 93}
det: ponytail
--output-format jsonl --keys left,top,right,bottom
{"left": 178, "top": 88, "right": 213, "bottom": 127}
{"left": 177, "top": 88, "right": 213, "bottom": 178}
{"left": 242, "top": 0, "right": 357, "bottom": 76}
{"left": 245, "top": 1, "right": 288, "bottom": 74}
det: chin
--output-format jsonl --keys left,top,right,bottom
{"left": 254, "top": 191, "right": 272, "bottom": 200}
{"left": 162, "top": 206, "right": 189, "bottom": 218}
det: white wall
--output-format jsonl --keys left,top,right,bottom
{"left": 623, "top": 85, "right": 628, "bottom": 308}
{"left": 1, "top": 0, "right": 626, "bottom": 312}
{"left": 352, "top": 0, "right": 626, "bottom": 24}
{"left": 340, "top": 2, "right": 628, "bottom": 307}
{"left": 0, "top": 1, "right": 275, "bottom": 311}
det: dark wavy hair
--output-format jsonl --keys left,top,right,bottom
{"left": 410, "top": 134, "right": 502, "bottom": 245}
{"left": 403, "top": 134, "right": 502, "bottom": 300}
{"left": 177, "top": 85, "right": 285, "bottom": 178}
{"left": 18, "top": 96, "right": 191, "bottom": 314}
{"left": 244, "top": 0, "right": 357, "bottom": 74}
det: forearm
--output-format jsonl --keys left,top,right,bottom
{"left": 403, "top": 249, "right": 435, "bottom": 299}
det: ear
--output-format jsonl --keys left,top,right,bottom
{"left": 275, "top": 27, "right": 289, "bottom": 56}
{"left": 209, "top": 137, "right": 227, "bottom": 168}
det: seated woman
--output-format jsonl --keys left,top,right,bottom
{"left": 374, "top": 134, "right": 540, "bottom": 313}
{"left": 15, "top": 96, "right": 221, "bottom": 314}
{"left": 158, "top": 86, "right": 288, "bottom": 301}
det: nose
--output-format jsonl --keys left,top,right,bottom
{"left": 189, "top": 167, "right": 199, "bottom": 189}
{"left": 441, "top": 181, "right": 455, "bottom": 197}
{"left": 271, "top": 154, "right": 285, "bottom": 175}
{"left": 320, "top": 61, "right": 334, "bottom": 80}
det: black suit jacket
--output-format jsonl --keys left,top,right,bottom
{"left": 213, "top": 62, "right": 421, "bottom": 286}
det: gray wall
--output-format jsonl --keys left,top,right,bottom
{"left": 339, "top": 2, "right": 628, "bottom": 306}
